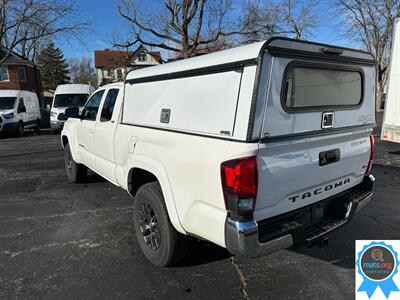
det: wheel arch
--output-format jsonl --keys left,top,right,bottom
{"left": 126, "top": 155, "right": 186, "bottom": 234}
{"left": 61, "top": 135, "right": 69, "bottom": 148}
{"left": 61, "top": 132, "right": 80, "bottom": 163}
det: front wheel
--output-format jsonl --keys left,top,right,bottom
{"left": 133, "top": 182, "right": 188, "bottom": 267}
{"left": 64, "top": 144, "right": 87, "bottom": 183}
{"left": 16, "top": 122, "right": 24, "bottom": 137}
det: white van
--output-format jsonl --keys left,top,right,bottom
{"left": 50, "top": 84, "right": 95, "bottom": 131}
{"left": 0, "top": 90, "right": 41, "bottom": 137}
{"left": 381, "top": 18, "right": 400, "bottom": 143}
{"left": 62, "top": 38, "right": 376, "bottom": 267}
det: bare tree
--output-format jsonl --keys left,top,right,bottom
{"left": 240, "top": 0, "right": 282, "bottom": 43}
{"left": 115, "top": 0, "right": 253, "bottom": 58}
{"left": 334, "top": 0, "right": 400, "bottom": 110}
{"left": 240, "top": 0, "right": 320, "bottom": 43}
{"left": 280, "top": 0, "right": 320, "bottom": 39}
{"left": 0, "top": 0, "right": 88, "bottom": 64}
{"left": 68, "top": 56, "right": 97, "bottom": 87}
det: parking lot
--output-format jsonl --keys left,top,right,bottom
{"left": 1, "top": 126, "right": 400, "bottom": 299}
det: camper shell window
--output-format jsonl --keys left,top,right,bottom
{"left": 281, "top": 61, "right": 363, "bottom": 112}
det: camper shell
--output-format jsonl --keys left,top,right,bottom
{"left": 62, "top": 37, "right": 376, "bottom": 266}
{"left": 123, "top": 37, "right": 375, "bottom": 142}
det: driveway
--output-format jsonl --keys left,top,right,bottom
{"left": 0, "top": 130, "right": 399, "bottom": 299}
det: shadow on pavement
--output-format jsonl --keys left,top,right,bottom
{"left": 83, "top": 172, "right": 107, "bottom": 184}
{"left": 175, "top": 239, "right": 232, "bottom": 267}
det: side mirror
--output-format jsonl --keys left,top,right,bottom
{"left": 80, "top": 109, "right": 90, "bottom": 120}
{"left": 60, "top": 106, "right": 80, "bottom": 121}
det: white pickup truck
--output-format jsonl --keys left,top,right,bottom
{"left": 61, "top": 37, "right": 376, "bottom": 267}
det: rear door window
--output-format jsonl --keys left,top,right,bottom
{"left": 283, "top": 62, "right": 363, "bottom": 111}
{"left": 100, "top": 89, "right": 119, "bottom": 122}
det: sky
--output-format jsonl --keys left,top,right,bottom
{"left": 60, "top": 0, "right": 354, "bottom": 62}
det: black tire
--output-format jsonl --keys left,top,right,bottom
{"left": 64, "top": 143, "right": 87, "bottom": 183}
{"left": 133, "top": 182, "right": 188, "bottom": 267}
{"left": 34, "top": 120, "right": 40, "bottom": 133}
{"left": 16, "top": 122, "right": 24, "bottom": 137}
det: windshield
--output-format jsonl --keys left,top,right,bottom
{"left": 0, "top": 97, "right": 16, "bottom": 110}
{"left": 53, "top": 93, "right": 89, "bottom": 108}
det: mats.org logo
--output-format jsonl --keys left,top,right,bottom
{"left": 356, "top": 240, "right": 400, "bottom": 299}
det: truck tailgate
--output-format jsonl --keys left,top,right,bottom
{"left": 255, "top": 129, "right": 372, "bottom": 220}
{"left": 253, "top": 55, "right": 375, "bottom": 221}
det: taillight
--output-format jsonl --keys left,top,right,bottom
{"left": 365, "top": 134, "right": 375, "bottom": 174}
{"left": 221, "top": 156, "right": 258, "bottom": 221}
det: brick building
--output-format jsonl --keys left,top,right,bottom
{"left": 0, "top": 48, "right": 43, "bottom": 106}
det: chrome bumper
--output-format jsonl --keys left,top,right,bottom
{"left": 50, "top": 120, "right": 64, "bottom": 130}
{"left": 225, "top": 174, "right": 375, "bottom": 257}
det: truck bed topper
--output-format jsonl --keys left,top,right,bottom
{"left": 122, "top": 37, "right": 375, "bottom": 143}
{"left": 125, "top": 37, "right": 375, "bottom": 85}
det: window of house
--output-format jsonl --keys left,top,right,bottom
{"left": 0, "top": 66, "right": 9, "bottom": 81}
{"left": 116, "top": 68, "right": 123, "bottom": 80}
{"left": 18, "top": 66, "right": 27, "bottom": 82}
{"left": 100, "top": 89, "right": 119, "bottom": 122}
{"left": 105, "top": 68, "right": 111, "bottom": 76}
{"left": 138, "top": 52, "right": 146, "bottom": 62}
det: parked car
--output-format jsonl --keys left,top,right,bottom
{"left": 50, "top": 84, "right": 95, "bottom": 132}
{"left": 0, "top": 90, "right": 40, "bottom": 137}
{"left": 61, "top": 37, "right": 376, "bottom": 267}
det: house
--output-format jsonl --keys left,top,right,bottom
{"left": 94, "top": 45, "right": 162, "bottom": 86}
{"left": 43, "top": 89, "right": 55, "bottom": 109}
{"left": 0, "top": 48, "right": 43, "bottom": 105}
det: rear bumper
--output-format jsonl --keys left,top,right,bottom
{"left": 50, "top": 120, "right": 64, "bottom": 130}
{"left": 225, "top": 174, "right": 375, "bottom": 257}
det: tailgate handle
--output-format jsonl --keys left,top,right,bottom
{"left": 319, "top": 149, "right": 340, "bottom": 166}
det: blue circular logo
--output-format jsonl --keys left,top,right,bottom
{"left": 357, "top": 241, "right": 400, "bottom": 298}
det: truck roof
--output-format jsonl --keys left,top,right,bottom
{"left": 55, "top": 84, "right": 95, "bottom": 95}
{"left": 125, "top": 37, "right": 375, "bottom": 82}
{"left": 0, "top": 90, "right": 36, "bottom": 97}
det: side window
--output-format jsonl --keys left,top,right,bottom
{"left": 100, "top": 89, "right": 119, "bottom": 122}
{"left": 84, "top": 90, "right": 105, "bottom": 121}
{"left": 0, "top": 66, "right": 9, "bottom": 81}
{"left": 17, "top": 98, "right": 25, "bottom": 113}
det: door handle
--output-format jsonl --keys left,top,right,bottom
{"left": 128, "top": 136, "right": 138, "bottom": 153}
{"left": 89, "top": 128, "right": 94, "bottom": 134}
{"left": 319, "top": 149, "right": 340, "bottom": 166}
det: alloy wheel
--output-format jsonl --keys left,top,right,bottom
{"left": 138, "top": 202, "right": 161, "bottom": 251}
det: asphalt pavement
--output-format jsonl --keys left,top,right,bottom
{"left": 0, "top": 123, "right": 399, "bottom": 299}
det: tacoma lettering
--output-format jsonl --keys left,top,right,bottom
{"left": 289, "top": 178, "right": 351, "bottom": 203}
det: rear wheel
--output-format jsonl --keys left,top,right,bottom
{"left": 64, "top": 144, "right": 87, "bottom": 183}
{"left": 34, "top": 120, "right": 40, "bottom": 133}
{"left": 133, "top": 182, "right": 188, "bottom": 267}
{"left": 16, "top": 122, "right": 24, "bottom": 137}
